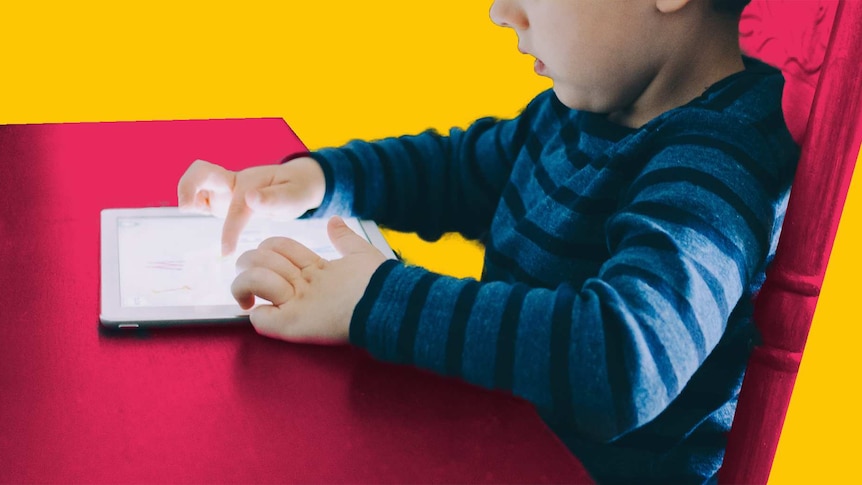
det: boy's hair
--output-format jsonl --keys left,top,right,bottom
{"left": 713, "top": 0, "right": 752, "bottom": 14}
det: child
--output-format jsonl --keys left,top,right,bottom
{"left": 177, "top": 0, "right": 798, "bottom": 482}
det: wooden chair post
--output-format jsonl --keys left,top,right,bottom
{"left": 719, "top": 1, "right": 862, "bottom": 483}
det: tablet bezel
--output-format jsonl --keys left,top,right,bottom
{"left": 99, "top": 207, "right": 397, "bottom": 328}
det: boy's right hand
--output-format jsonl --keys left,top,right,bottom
{"left": 177, "top": 157, "right": 326, "bottom": 256}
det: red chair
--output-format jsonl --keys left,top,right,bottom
{"left": 720, "top": 1, "right": 862, "bottom": 483}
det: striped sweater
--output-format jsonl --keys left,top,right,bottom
{"left": 308, "top": 57, "right": 798, "bottom": 484}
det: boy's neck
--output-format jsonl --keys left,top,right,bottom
{"left": 607, "top": 14, "right": 746, "bottom": 129}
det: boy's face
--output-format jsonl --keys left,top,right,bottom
{"left": 490, "top": 0, "right": 670, "bottom": 116}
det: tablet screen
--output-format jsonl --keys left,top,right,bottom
{"left": 116, "top": 215, "right": 366, "bottom": 308}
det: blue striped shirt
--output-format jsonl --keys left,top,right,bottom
{"left": 309, "top": 57, "right": 798, "bottom": 484}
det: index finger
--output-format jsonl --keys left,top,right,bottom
{"left": 231, "top": 267, "right": 294, "bottom": 309}
{"left": 259, "top": 237, "right": 325, "bottom": 270}
{"left": 221, "top": 194, "right": 252, "bottom": 256}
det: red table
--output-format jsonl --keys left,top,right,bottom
{"left": 0, "top": 119, "right": 591, "bottom": 483}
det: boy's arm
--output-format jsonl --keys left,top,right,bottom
{"left": 304, "top": 92, "right": 548, "bottom": 241}
{"left": 349, "top": 129, "right": 796, "bottom": 443}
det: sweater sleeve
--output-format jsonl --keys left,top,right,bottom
{"left": 348, "top": 128, "right": 794, "bottom": 443}
{"left": 305, "top": 93, "right": 547, "bottom": 241}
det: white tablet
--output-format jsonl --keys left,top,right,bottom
{"left": 100, "top": 207, "right": 397, "bottom": 328}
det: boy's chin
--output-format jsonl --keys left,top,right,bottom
{"left": 552, "top": 85, "right": 621, "bottom": 117}
{"left": 551, "top": 85, "right": 595, "bottom": 112}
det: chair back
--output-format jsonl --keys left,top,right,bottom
{"left": 720, "top": 1, "right": 862, "bottom": 483}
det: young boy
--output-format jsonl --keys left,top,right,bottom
{"left": 177, "top": 0, "right": 798, "bottom": 482}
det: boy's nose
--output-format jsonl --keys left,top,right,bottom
{"left": 489, "top": 0, "right": 528, "bottom": 30}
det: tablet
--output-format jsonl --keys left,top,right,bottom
{"left": 100, "top": 207, "right": 397, "bottom": 328}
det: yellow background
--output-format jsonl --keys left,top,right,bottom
{"left": 2, "top": 1, "right": 858, "bottom": 482}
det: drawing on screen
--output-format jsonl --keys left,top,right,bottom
{"left": 146, "top": 260, "right": 185, "bottom": 271}
{"left": 152, "top": 285, "right": 192, "bottom": 294}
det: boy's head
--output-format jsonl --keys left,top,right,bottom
{"left": 490, "top": 0, "right": 751, "bottom": 127}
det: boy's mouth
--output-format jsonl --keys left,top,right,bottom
{"left": 534, "top": 58, "right": 547, "bottom": 76}
{"left": 518, "top": 45, "right": 547, "bottom": 76}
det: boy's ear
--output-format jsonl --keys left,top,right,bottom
{"left": 655, "top": 0, "right": 692, "bottom": 14}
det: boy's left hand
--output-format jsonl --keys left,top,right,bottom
{"left": 231, "top": 216, "right": 388, "bottom": 344}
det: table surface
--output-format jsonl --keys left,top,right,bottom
{"left": 0, "top": 119, "right": 591, "bottom": 484}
